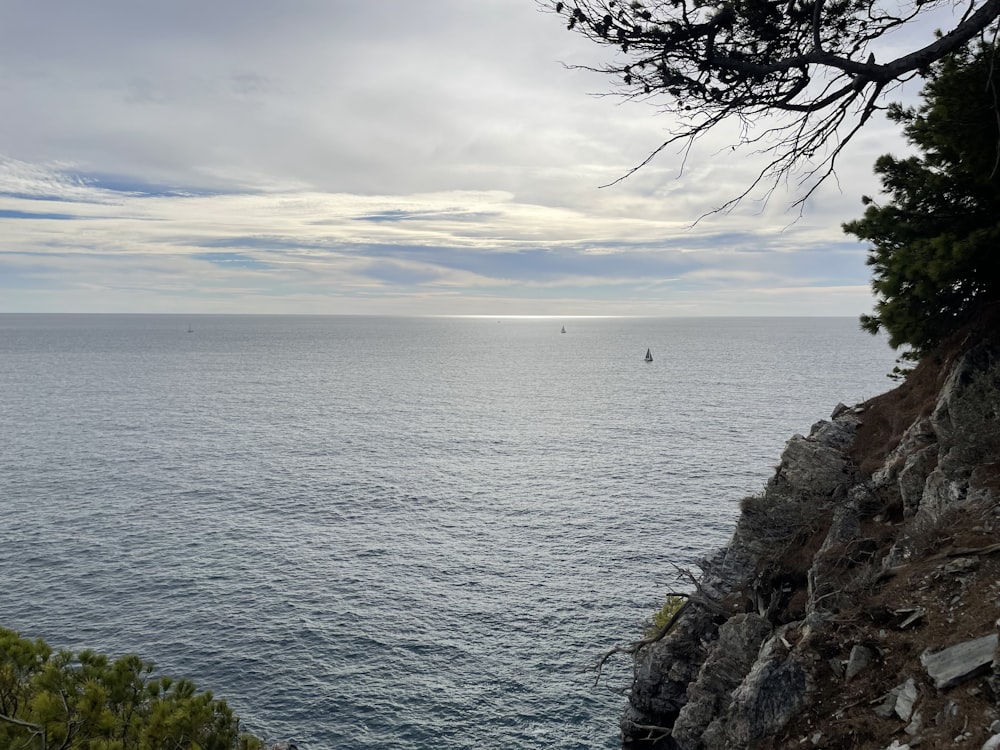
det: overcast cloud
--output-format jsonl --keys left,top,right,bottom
{"left": 0, "top": 0, "right": 922, "bottom": 316}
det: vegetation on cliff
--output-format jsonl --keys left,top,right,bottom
{"left": 551, "top": 0, "right": 1000, "bottom": 357}
{"left": 844, "top": 41, "right": 1000, "bottom": 356}
{"left": 614, "top": 313, "right": 1000, "bottom": 749}
{"left": 552, "top": 25, "right": 1000, "bottom": 748}
{"left": 0, "top": 627, "right": 262, "bottom": 750}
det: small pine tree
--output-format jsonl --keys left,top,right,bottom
{"left": 0, "top": 627, "right": 258, "bottom": 750}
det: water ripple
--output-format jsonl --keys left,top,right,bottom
{"left": 0, "top": 315, "right": 898, "bottom": 749}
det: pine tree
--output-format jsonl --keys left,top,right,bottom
{"left": 843, "top": 42, "right": 1000, "bottom": 355}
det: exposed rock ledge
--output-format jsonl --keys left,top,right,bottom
{"left": 620, "top": 332, "right": 1000, "bottom": 750}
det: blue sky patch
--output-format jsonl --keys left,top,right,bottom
{"left": 192, "top": 252, "right": 270, "bottom": 269}
{"left": 357, "top": 243, "right": 703, "bottom": 282}
{"left": 0, "top": 208, "right": 78, "bottom": 220}
{"left": 361, "top": 261, "right": 443, "bottom": 285}
{"left": 79, "top": 172, "right": 227, "bottom": 198}
{"left": 190, "top": 236, "right": 333, "bottom": 252}
{"left": 351, "top": 209, "right": 500, "bottom": 223}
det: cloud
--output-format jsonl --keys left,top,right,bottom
{"left": 0, "top": 0, "right": 902, "bottom": 315}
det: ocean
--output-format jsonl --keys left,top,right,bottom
{"left": 0, "top": 314, "right": 899, "bottom": 749}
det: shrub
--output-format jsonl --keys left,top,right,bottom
{"left": 0, "top": 627, "right": 261, "bottom": 750}
{"left": 645, "top": 595, "right": 686, "bottom": 638}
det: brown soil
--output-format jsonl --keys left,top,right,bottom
{"left": 764, "top": 329, "right": 1000, "bottom": 750}
{"left": 851, "top": 301, "right": 1000, "bottom": 478}
{"left": 771, "top": 527, "right": 1000, "bottom": 750}
{"left": 850, "top": 350, "right": 948, "bottom": 478}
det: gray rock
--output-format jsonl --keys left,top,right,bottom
{"left": 915, "top": 467, "right": 966, "bottom": 525}
{"left": 810, "top": 412, "right": 861, "bottom": 452}
{"left": 874, "top": 686, "right": 900, "bottom": 719}
{"left": 921, "top": 633, "right": 999, "bottom": 689}
{"left": 622, "top": 602, "right": 721, "bottom": 742}
{"left": 895, "top": 416, "right": 937, "bottom": 459}
{"left": 933, "top": 340, "right": 999, "bottom": 447}
{"left": 894, "top": 677, "right": 919, "bottom": 721}
{"left": 848, "top": 481, "right": 884, "bottom": 517}
{"left": 931, "top": 341, "right": 1000, "bottom": 492}
{"left": 721, "top": 629, "right": 809, "bottom": 747}
{"left": 939, "top": 557, "right": 979, "bottom": 576}
{"left": 770, "top": 429, "right": 855, "bottom": 501}
{"left": 844, "top": 645, "right": 874, "bottom": 682}
{"left": 882, "top": 539, "right": 914, "bottom": 570}
{"left": 828, "top": 657, "right": 845, "bottom": 679}
{"left": 807, "top": 499, "right": 861, "bottom": 616}
{"left": 671, "top": 613, "right": 773, "bottom": 749}
{"left": 617, "top": 337, "right": 1000, "bottom": 750}
{"left": 986, "top": 634, "right": 1000, "bottom": 705}
{"left": 871, "top": 416, "right": 936, "bottom": 491}
{"left": 898, "top": 444, "right": 938, "bottom": 518}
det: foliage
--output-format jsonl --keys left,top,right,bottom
{"left": 0, "top": 627, "right": 260, "bottom": 750}
{"left": 645, "top": 595, "right": 686, "bottom": 637}
{"left": 546, "top": 0, "right": 1000, "bottom": 205}
{"left": 886, "top": 360, "right": 914, "bottom": 382}
{"left": 843, "top": 42, "right": 1000, "bottom": 355}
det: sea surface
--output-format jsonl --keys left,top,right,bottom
{"left": 0, "top": 315, "right": 899, "bottom": 749}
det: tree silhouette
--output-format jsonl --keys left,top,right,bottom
{"left": 844, "top": 41, "right": 1000, "bottom": 354}
{"left": 545, "top": 0, "right": 1000, "bottom": 208}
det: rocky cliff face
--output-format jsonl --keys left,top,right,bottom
{"left": 619, "top": 332, "right": 1000, "bottom": 750}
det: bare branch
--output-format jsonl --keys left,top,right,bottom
{"left": 0, "top": 713, "right": 47, "bottom": 750}
{"left": 592, "top": 565, "right": 734, "bottom": 684}
{"left": 592, "top": 595, "right": 690, "bottom": 683}
{"left": 543, "top": 0, "right": 1000, "bottom": 205}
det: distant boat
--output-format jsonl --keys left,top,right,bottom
{"left": 644, "top": 348, "right": 653, "bottom": 362}
{"left": 187, "top": 323, "right": 194, "bottom": 333}
{"left": 561, "top": 326, "right": 566, "bottom": 334}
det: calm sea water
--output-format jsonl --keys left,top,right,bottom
{"left": 0, "top": 315, "right": 899, "bottom": 749}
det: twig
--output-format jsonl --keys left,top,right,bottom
{"left": 593, "top": 597, "right": 692, "bottom": 683}
{"left": 0, "top": 713, "right": 46, "bottom": 750}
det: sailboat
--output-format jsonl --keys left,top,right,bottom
{"left": 187, "top": 323, "right": 194, "bottom": 333}
{"left": 561, "top": 326, "right": 566, "bottom": 334}
{"left": 644, "top": 348, "right": 653, "bottom": 362}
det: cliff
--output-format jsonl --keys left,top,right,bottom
{"left": 619, "top": 323, "right": 1000, "bottom": 750}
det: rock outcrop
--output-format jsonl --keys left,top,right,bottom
{"left": 619, "top": 332, "right": 1000, "bottom": 750}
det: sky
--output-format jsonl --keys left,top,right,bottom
{"left": 0, "top": 0, "right": 930, "bottom": 316}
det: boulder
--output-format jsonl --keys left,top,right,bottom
{"left": 719, "top": 626, "right": 810, "bottom": 747}
{"left": 624, "top": 604, "right": 721, "bottom": 737}
{"left": 671, "top": 613, "right": 773, "bottom": 749}
{"left": 771, "top": 433, "right": 855, "bottom": 501}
